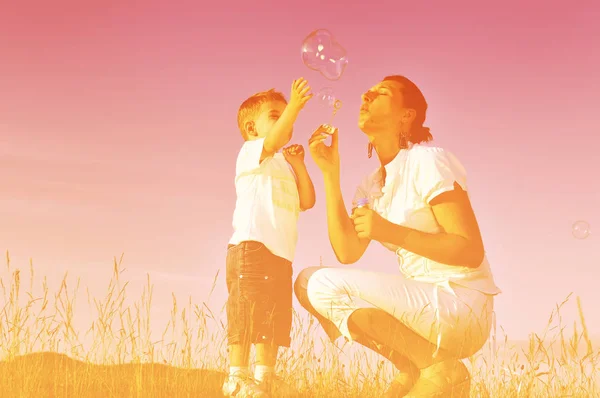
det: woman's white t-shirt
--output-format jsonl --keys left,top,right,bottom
{"left": 352, "top": 143, "right": 501, "bottom": 295}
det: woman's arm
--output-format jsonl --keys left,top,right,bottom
{"left": 323, "top": 173, "right": 371, "bottom": 264}
{"left": 307, "top": 125, "right": 370, "bottom": 264}
{"left": 359, "top": 182, "right": 484, "bottom": 268}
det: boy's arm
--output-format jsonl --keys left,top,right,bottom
{"left": 261, "top": 105, "right": 299, "bottom": 162}
{"left": 261, "top": 78, "right": 312, "bottom": 162}
{"left": 290, "top": 162, "right": 316, "bottom": 211}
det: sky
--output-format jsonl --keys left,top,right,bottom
{"left": 1, "top": 0, "right": 599, "bottom": 354}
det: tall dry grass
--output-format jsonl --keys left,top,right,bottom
{"left": 0, "top": 251, "right": 598, "bottom": 397}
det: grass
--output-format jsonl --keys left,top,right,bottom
{"left": 0, "top": 251, "right": 598, "bottom": 397}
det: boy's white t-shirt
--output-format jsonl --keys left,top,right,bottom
{"left": 229, "top": 137, "right": 300, "bottom": 262}
{"left": 351, "top": 143, "right": 502, "bottom": 295}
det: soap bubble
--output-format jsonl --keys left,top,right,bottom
{"left": 315, "top": 87, "right": 342, "bottom": 125}
{"left": 315, "top": 87, "right": 342, "bottom": 113}
{"left": 572, "top": 220, "right": 591, "bottom": 239}
{"left": 301, "top": 29, "right": 348, "bottom": 81}
{"left": 315, "top": 87, "right": 338, "bottom": 108}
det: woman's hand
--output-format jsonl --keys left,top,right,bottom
{"left": 308, "top": 124, "right": 340, "bottom": 176}
{"left": 351, "top": 206, "right": 388, "bottom": 241}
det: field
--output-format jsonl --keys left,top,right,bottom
{"left": 0, "top": 253, "right": 598, "bottom": 397}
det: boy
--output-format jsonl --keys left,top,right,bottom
{"left": 223, "top": 77, "right": 316, "bottom": 397}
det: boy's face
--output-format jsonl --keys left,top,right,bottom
{"left": 246, "top": 100, "right": 287, "bottom": 139}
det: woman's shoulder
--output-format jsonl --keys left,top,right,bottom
{"left": 407, "top": 143, "right": 468, "bottom": 183}
{"left": 407, "top": 143, "right": 463, "bottom": 165}
{"left": 408, "top": 143, "right": 449, "bottom": 157}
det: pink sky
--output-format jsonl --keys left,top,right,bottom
{"left": 1, "top": 0, "right": 599, "bottom": 343}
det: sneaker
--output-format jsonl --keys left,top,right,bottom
{"left": 222, "top": 374, "right": 269, "bottom": 397}
{"left": 256, "top": 373, "right": 276, "bottom": 393}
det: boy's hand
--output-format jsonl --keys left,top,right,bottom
{"left": 288, "top": 78, "right": 312, "bottom": 112}
{"left": 283, "top": 144, "right": 305, "bottom": 167}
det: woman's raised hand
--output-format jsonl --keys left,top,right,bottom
{"left": 308, "top": 124, "right": 340, "bottom": 176}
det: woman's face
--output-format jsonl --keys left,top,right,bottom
{"left": 358, "top": 80, "right": 405, "bottom": 134}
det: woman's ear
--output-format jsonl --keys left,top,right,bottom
{"left": 403, "top": 108, "right": 417, "bottom": 124}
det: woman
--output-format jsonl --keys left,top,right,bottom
{"left": 294, "top": 75, "right": 501, "bottom": 397}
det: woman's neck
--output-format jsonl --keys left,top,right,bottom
{"left": 371, "top": 135, "right": 403, "bottom": 167}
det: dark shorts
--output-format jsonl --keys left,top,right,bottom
{"left": 225, "top": 241, "right": 293, "bottom": 347}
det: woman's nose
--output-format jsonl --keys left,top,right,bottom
{"left": 361, "top": 92, "right": 373, "bottom": 102}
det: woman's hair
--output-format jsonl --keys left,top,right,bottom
{"left": 383, "top": 75, "right": 433, "bottom": 144}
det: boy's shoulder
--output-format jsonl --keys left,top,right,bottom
{"left": 234, "top": 138, "right": 293, "bottom": 178}
{"left": 238, "top": 137, "right": 265, "bottom": 152}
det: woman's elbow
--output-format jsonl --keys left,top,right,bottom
{"left": 463, "top": 244, "right": 485, "bottom": 268}
{"left": 337, "top": 255, "right": 356, "bottom": 265}
{"left": 334, "top": 250, "right": 358, "bottom": 265}
{"left": 300, "top": 198, "right": 316, "bottom": 212}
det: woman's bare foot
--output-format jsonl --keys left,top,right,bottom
{"left": 382, "top": 374, "right": 416, "bottom": 397}
{"left": 383, "top": 362, "right": 420, "bottom": 397}
{"left": 405, "top": 359, "right": 470, "bottom": 397}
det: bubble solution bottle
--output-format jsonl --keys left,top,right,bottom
{"left": 356, "top": 198, "right": 370, "bottom": 209}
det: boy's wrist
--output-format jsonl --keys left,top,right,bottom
{"left": 289, "top": 160, "right": 306, "bottom": 170}
{"left": 285, "top": 102, "right": 302, "bottom": 116}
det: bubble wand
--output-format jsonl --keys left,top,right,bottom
{"left": 329, "top": 99, "right": 342, "bottom": 125}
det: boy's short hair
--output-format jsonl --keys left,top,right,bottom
{"left": 237, "top": 89, "right": 287, "bottom": 140}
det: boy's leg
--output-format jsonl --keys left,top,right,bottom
{"left": 228, "top": 343, "right": 251, "bottom": 368}
{"left": 255, "top": 342, "right": 279, "bottom": 383}
{"left": 225, "top": 243, "right": 252, "bottom": 373}
{"left": 250, "top": 246, "right": 293, "bottom": 389}
{"left": 223, "top": 242, "right": 269, "bottom": 397}
{"left": 255, "top": 343, "right": 279, "bottom": 366}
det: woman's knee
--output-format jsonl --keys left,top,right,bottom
{"left": 293, "top": 266, "right": 323, "bottom": 309}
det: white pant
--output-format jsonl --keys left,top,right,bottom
{"left": 294, "top": 266, "right": 495, "bottom": 358}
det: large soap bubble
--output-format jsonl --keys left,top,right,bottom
{"left": 301, "top": 29, "right": 348, "bottom": 81}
